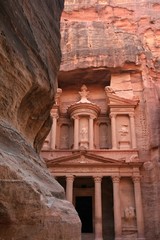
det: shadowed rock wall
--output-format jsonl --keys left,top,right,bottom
{"left": 60, "top": 1, "right": 160, "bottom": 239}
{"left": 0, "top": 1, "right": 81, "bottom": 239}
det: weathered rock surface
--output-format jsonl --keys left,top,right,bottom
{"left": 59, "top": 0, "right": 160, "bottom": 239}
{"left": 0, "top": 1, "right": 81, "bottom": 239}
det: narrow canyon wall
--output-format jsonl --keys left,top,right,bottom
{"left": 0, "top": 1, "right": 81, "bottom": 239}
{"left": 60, "top": 0, "right": 160, "bottom": 239}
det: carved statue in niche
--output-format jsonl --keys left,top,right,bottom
{"left": 118, "top": 124, "right": 130, "bottom": 149}
{"left": 119, "top": 124, "right": 129, "bottom": 139}
{"left": 80, "top": 127, "right": 88, "bottom": 140}
{"left": 124, "top": 206, "right": 135, "bottom": 221}
{"left": 79, "top": 125, "right": 89, "bottom": 149}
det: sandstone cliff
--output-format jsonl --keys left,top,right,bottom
{"left": 60, "top": 0, "right": 160, "bottom": 239}
{"left": 0, "top": 1, "right": 81, "bottom": 239}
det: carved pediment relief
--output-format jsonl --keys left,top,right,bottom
{"left": 105, "top": 86, "right": 139, "bottom": 107}
{"left": 46, "top": 152, "right": 125, "bottom": 167}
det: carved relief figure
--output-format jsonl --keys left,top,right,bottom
{"left": 80, "top": 127, "right": 88, "bottom": 140}
{"left": 119, "top": 125, "right": 129, "bottom": 138}
{"left": 118, "top": 123, "right": 131, "bottom": 149}
{"left": 124, "top": 206, "right": 135, "bottom": 221}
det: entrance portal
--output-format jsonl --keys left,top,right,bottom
{"left": 76, "top": 196, "right": 93, "bottom": 233}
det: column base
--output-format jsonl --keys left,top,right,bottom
{"left": 137, "top": 238, "right": 145, "bottom": 240}
{"left": 95, "top": 238, "right": 103, "bottom": 240}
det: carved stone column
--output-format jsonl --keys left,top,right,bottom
{"left": 50, "top": 109, "right": 59, "bottom": 150}
{"left": 89, "top": 116, "right": 94, "bottom": 149}
{"left": 94, "top": 176, "right": 103, "bottom": 240}
{"left": 73, "top": 116, "right": 79, "bottom": 149}
{"left": 112, "top": 176, "right": 122, "bottom": 240}
{"left": 132, "top": 176, "right": 145, "bottom": 240}
{"left": 110, "top": 113, "right": 117, "bottom": 149}
{"left": 129, "top": 113, "right": 137, "bottom": 149}
{"left": 66, "top": 175, "right": 74, "bottom": 203}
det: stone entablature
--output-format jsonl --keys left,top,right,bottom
{"left": 41, "top": 149, "right": 139, "bottom": 163}
{"left": 43, "top": 151, "right": 142, "bottom": 177}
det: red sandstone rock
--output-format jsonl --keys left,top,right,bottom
{"left": 0, "top": 1, "right": 81, "bottom": 239}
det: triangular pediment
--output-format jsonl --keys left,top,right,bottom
{"left": 105, "top": 88, "right": 139, "bottom": 107}
{"left": 45, "top": 151, "right": 125, "bottom": 167}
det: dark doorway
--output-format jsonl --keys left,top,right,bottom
{"left": 75, "top": 196, "right": 93, "bottom": 233}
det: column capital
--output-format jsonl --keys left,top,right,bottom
{"left": 112, "top": 176, "right": 121, "bottom": 183}
{"left": 129, "top": 113, "right": 135, "bottom": 118}
{"left": 89, "top": 114, "right": 96, "bottom": 120}
{"left": 66, "top": 175, "right": 74, "bottom": 181}
{"left": 110, "top": 113, "right": 117, "bottom": 118}
{"left": 50, "top": 109, "right": 59, "bottom": 119}
{"left": 93, "top": 176, "right": 102, "bottom": 183}
{"left": 132, "top": 176, "right": 141, "bottom": 183}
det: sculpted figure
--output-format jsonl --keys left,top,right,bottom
{"left": 119, "top": 125, "right": 129, "bottom": 137}
{"left": 124, "top": 206, "right": 135, "bottom": 221}
{"left": 80, "top": 127, "right": 88, "bottom": 140}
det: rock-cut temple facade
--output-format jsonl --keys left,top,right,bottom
{"left": 41, "top": 80, "right": 146, "bottom": 240}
